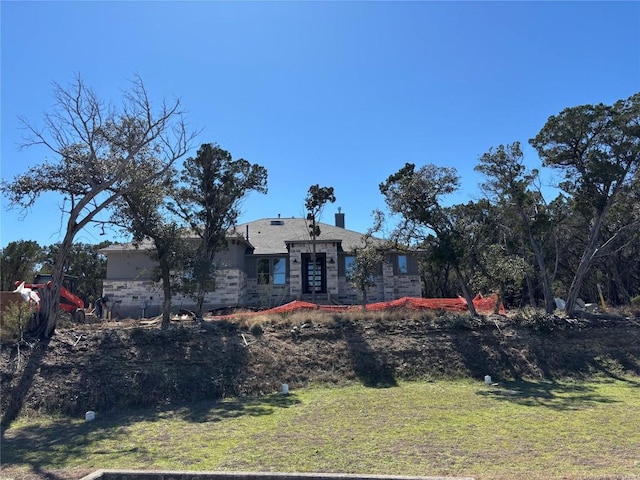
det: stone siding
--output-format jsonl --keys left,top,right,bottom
{"left": 287, "top": 242, "right": 340, "bottom": 298}
{"left": 336, "top": 276, "right": 385, "bottom": 305}
{"left": 243, "top": 279, "right": 292, "bottom": 308}
{"left": 102, "top": 269, "right": 247, "bottom": 318}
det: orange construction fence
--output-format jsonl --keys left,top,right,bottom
{"left": 213, "top": 294, "right": 505, "bottom": 319}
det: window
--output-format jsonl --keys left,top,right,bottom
{"left": 273, "top": 257, "right": 286, "bottom": 285}
{"left": 257, "top": 257, "right": 287, "bottom": 285}
{"left": 257, "top": 258, "right": 270, "bottom": 284}
{"left": 344, "top": 255, "right": 356, "bottom": 275}
{"left": 397, "top": 255, "right": 408, "bottom": 274}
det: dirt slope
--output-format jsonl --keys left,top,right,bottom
{"left": 2, "top": 312, "right": 640, "bottom": 417}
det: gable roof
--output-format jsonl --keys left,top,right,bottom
{"left": 231, "top": 217, "right": 371, "bottom": 255}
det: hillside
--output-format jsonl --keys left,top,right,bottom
{"left": 2, "top": 309, "right": 640, "bottom": 419}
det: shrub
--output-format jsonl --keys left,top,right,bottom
{"left": 0, "top": 301, "right": 36, "bottom": 342}
{"left": 513, "top": 309, "right": 568, "bottom": 332}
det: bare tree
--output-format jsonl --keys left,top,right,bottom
{"left": 1, "top": 75, "right": 195, "bottom": 338}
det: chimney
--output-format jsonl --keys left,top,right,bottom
{"left": 335, "top": 208, "right": 345, "bottom": 229}
{"left": 246, "top": 225, "right": 249, "bottom": 241}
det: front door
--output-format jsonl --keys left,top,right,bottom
{"left": 302, "top": 254, "right": 326, "bottom": 294}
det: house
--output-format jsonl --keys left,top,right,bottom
{"left": 101, "top": 212, "right": 422, "bottom": 318}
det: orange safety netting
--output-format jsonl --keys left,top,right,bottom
{"left": 214, "top": 294, "right": 505, "bottom": 318}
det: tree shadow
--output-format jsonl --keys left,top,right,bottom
{"left": 341, "top": 320, "right": 398, "bottom": 388}
{"left": 476, "top": 379, "right": 621, "bottom": 411}
{"left": 2, "top": 391, "right": 301, "bottom": 472}
{"left": 64, "top": 322, "right": 255, "bottom": 417}
{"left": 448, "top": 323, "right": 640, "bottom": 383}
{"left": 448, "top": 328, "right": 538, "bottom": 380}
{"left": 1, "top": 336, "right": 51, "bottom": 435}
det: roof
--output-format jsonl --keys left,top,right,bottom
{"left": 231, "top": 217, "right": 372, "bottom": 254}
{"left": 100, "top": 217, "right": 376, "bottom": 255}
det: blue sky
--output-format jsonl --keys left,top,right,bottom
{"left": 2, "top": 1, "right": 639, "bottom": 248}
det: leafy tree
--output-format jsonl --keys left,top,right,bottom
{"left": 475, "top": 142, "right": 558, "bottom": 313}
{"left": 554, "top": 175, "right": 640, "bottom": 307}
{"left": 1, "top": 75, "right": 194, "bottom": 338}
{"left": 113, "top": 163, "right": 188, "bottom": 329}
{"left": 419, "top": 251, "right": 456, "bottom": 298}
{"left": 379, "top": 163, "right": 478, "bottom": 315}
{"left": 304, "top": 185, "right": 336, "bottom": 303}
{"left": 41, "top": 242, "right": 110, "bottom": 304}
{"left": 0, "top": 241, "right": 43, "bottom": 291}
{"left": 172, "top": 143, "right": 268, "bottom": 318}
{"left": 530, "top": 93, "right": 640, "bottom": 315}
{"left": 347, "top": 211, "right": 385, "bottom": 309}
{"left": 471, "top": 244, "right": 531, "bottom": 313}
{"left": 593, "top": 177, "right": 640, "bottom": 304}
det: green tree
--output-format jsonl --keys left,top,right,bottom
{"left": 113, "top": 163, "right": 187, "bottom": 329}
{"left": 347, "top": 211, "right": 386, "bottom": 310}
{"left": 304, "top": 185, "right": 336, "bottom": 303}
{"left": 41, "top": 242, "right": 110, "bottom": 303}
{"left": 379, "top": 163, "right": 478, "bottom": 315}
{"left": 475, "top": 142, "right": 559, "bottom": 313}
{"left": 1, "top": 75, "right": 193, "bottom": 338}
{"left": 0, "top": 241, "right": 43, "bottom": 291}
{"left": 172, "top": 143, "right": 268, "bottom": 318}
{"left": 530, "top": 93, "right": 640, "bottom": 315}
{"left": 471, "top": 244, "right": 531, "bottom": 313}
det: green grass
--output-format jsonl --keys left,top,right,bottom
{"left": 3, "top": 378, "right": 640, "bottom": 480}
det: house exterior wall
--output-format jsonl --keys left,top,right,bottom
{"left": 243, "top": 279, "right": 291, "bottom": 308}
{"left": 102, "top": 267, "right": 248, "bottom": 318}
{"left": 217, "top": 238, "right": 249, "bottom": 268}
{"left": 336, "top": 276, "right": 385, "bottom": 305}
{"left": 106, "top": 250, "right": 156, "bottom": 280}
{"left": 382, "top": 256, "right": 421, "bottom": 300}
{"left": 101, "top": 220, "right": 423, "bottom": 315}
{"left": 287, "top": 240, "right": 340, "bottom": 299}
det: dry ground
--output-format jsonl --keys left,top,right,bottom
{"left": 2, "top": 308, "right": 639, "bottom": 480}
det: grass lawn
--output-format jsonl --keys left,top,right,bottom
{"left": 3, "top": 378, "right": 640, "bottom": 480}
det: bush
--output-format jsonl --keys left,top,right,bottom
{"left": 513, "top": 309, "right": 568, "bottom": 332}
{"left": 0, "top": 301, "right": 36, "bottom": 342}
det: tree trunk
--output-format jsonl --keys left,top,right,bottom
{"left": 195, "top": 247, "right": 218, "bottom": 320}
{"left": 494, "top": 286, "right": 505, "bottom": 314}
{"left": 609, "top": 260, "right": 631, "bottom": 305}
{"left": 528, "top": 234, "right": 555, "bottom": 314}
{"left": 161, "top": 266, "right": 172, "bottom": 330}
{"left": 565, "top": 210, "right": 609, "bottom": 316}
{"left": 28, "top": 232, "right": 74, "bottom": 339}
{"left": 525, "top": 274, "right": 537, "bottom": 308}
{"left": 453, "top": 264, "right": 477, "bottom": 316}
{"left": 361, "top": 288, "right": 367, "bottom": 312}
{"left": 194, "top": 275, "right": 206, "bottom": 320}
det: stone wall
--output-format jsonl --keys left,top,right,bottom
{"left": 102, "top": 257, "right": 421, "bottom": 318}
{"left": 336, "top": 276, "right": 385, "bottom": 305}
{"left": 287, "top": 241, "right": 340, "bottom": 298}
{"left": 243, "top": 279, "right": 292, "bottom": 308}
{"left": 102, "top": 269, "right": 248, "bottom": 318}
